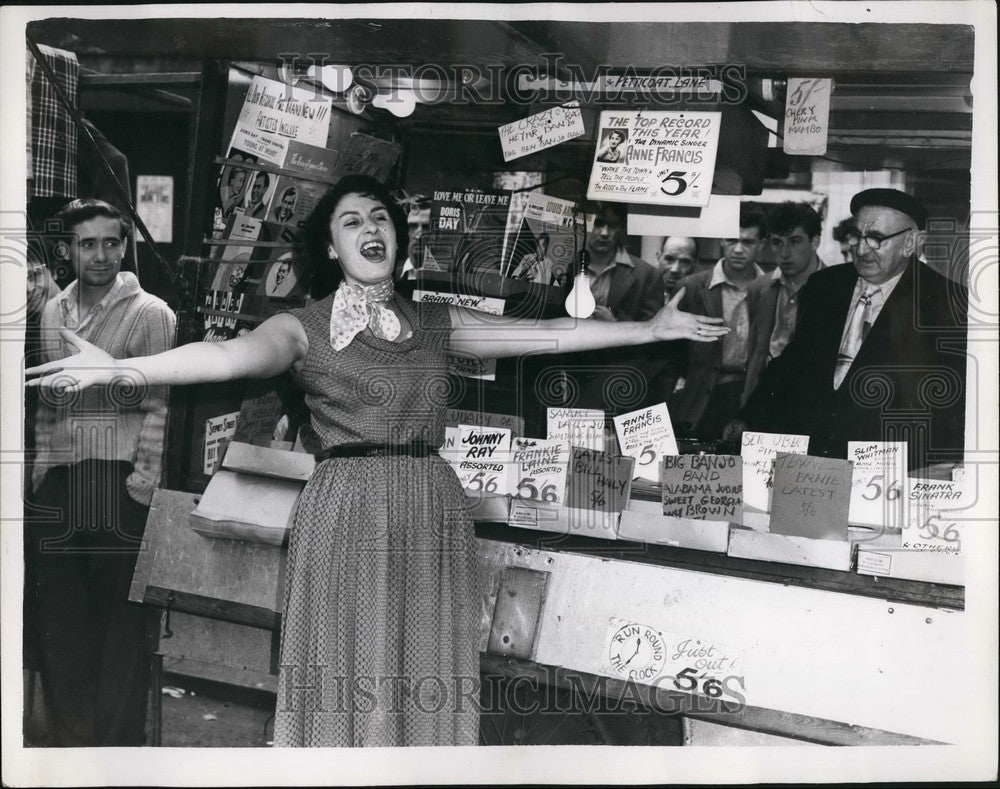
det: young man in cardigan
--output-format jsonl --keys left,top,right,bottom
{"left": 26, "top": 199, "right": 176, "bottom": 745}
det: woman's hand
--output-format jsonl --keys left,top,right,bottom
{"left": 25, "top": 328, "right": 120, "bottom": 393}
{"left": 650, "top": 288, "right": 729, "bottom": 342}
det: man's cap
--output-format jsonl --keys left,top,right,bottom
{"left": 850, "top": 188, "right": 927, "bottom": 230}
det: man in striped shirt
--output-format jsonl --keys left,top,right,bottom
{"left": 26, "top": 199, "right": 176, "bottom": 745}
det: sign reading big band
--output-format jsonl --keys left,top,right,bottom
{"left": 587, "top": 110, "right": 721, "bottom": 207}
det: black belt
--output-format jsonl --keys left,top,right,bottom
{"left": 314, "top": 440, "right": 433, "bottom": 462}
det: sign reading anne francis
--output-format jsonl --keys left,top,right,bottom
{"left": 587, "top": 110, "right": 720, "bottom": 207}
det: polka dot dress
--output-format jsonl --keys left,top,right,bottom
{"left": 273, "top": 294, "right": 479, "bottom": 747}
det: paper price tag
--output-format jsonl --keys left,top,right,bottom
{"left": 848, "top": 441, "right": 908, "bottom": 528}
{"left": 902, "top": 478, "right": 964, "bottom": 554}
{"left": 740, "top": 431, "right": 809, "bottom": 513}
{"left": 613, "top": 403, "right": 679, "bottom": 482}
{"left": 509, "top": 437, "right": 569, "bottom": 505}
{"left": 455, "top": 425, "right": 511, "bottom": 496}
{"left": 783, "top": 77, "right": 832, "bottom": 156}
{"left": 547, "top": 408, "right": 605, "bottom": 452}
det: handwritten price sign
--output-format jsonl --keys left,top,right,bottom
{"left": 902, "top": 478, "right": 964, "bottom": 554}
{"left": 509, "top": 437, "right": 569, "bottom": 505}
{"left": 848, "top": 441, "right": 907, "bottom": 528}
{"left": 455, "top": 425, "right": 511, "bottom": 496}
{"left": 783, "top": 77, "right": 832, "bottom": 155}
{"left": 613, "top": 403, "right": 679, "bottom": 482}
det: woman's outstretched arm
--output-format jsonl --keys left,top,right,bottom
{"left": 26, "top": 312, "right": 308, "bottom": 394}
{"left": 447, "top": 287, "right": 727, "bottom": 359}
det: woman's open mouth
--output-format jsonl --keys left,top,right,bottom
{"left": 360, "top": 240, "right": 386, "bottom": 261}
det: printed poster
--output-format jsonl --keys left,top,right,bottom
{"left": 226, "top": 73, "right": 332, "bottom": 167}
{"left": 587, "top": 110, "right": 721, "bottom": 207}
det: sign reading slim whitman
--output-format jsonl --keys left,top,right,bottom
{"left": 587, "top": 110, "right": 720, "bottom": 207}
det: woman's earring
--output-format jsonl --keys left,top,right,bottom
{"left": 327, "top": 244, "right": 338, "bottom": 261}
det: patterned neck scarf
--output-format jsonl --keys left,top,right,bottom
{"left": 328, "top": 279, "right": 401, "bottom": 351}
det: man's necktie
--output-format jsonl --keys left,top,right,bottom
{"left": 833, "top": 285, "right": 877, "bottom": 390}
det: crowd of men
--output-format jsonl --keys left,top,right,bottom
{"left": 577, "top": 188, "right": 967, "bottom": 474}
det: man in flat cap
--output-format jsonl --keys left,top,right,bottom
{"left": 729, "top": 188, "right": 967, "bottom": 472}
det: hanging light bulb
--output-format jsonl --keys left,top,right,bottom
{"left": 372, "top": 89, "right": 417, "bottom": 118}
{"left": 565, "top": 250, "right": 596, "bottom": 319}
{"left": 305, "top": 64, "right": 354, "bottom": 93}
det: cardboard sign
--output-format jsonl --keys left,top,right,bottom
{"left": 547, "top": 407, "right": 606, "bottom": 452}
{"left": 660, "top": 455, "right": 742, "bottom": 521}
{"left": 847, "top": 441, "right": 907, "bottom": 528}
{"left": 565, "top": 447, "right": 634, "bottom": 512}
{"left": 901, "top": 478, "right": 964, "bottom": 554}
{"left": 509, "top": 437, "right": 570, "bottom": 505}
{"left": 769, "top": 453, "right": 852, "bottom": 540}
{"left": 498, "top": 103, "right": 586, "bottom": 162}
{"left": 783, "top": 77, "right": 832, "bottom": 156}
{"left": 454, "top": 425, "right": 511, "bottom": 495}
{"left": 203, "top": 411, "right": 240, "bottom": 475}
{"left": 444, "top": 409, "right": 524, "bottom": 438}
{"left": 740, "top": 431, "right": 810, "bottom": 513}
{"left": 412, "top": 290, "right": 505, "bottom": 315}
{"left": 613, "top": 403, "right": 679, "bottom": 482}
{"left": 586, "top": 110, "right": 721, "bottom": 207}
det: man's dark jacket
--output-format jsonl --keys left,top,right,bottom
{"left": 740, "top": 259, "right": 967, "bottom": 471}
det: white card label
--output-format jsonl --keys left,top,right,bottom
{"left": 857, "top": 550, "right": 893, "bottom": 576}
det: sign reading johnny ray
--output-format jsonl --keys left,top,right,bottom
{"left": 587, "top": 110, "right": 720, "bottom": 207}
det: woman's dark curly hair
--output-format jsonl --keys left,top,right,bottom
{"left": 303, "top": 174, "right": 409, "bottom": 299}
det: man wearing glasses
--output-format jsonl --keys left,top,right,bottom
{"left": 731, "top": 188, "right": 967, "bottom": 473}
{"left": 741, "top": 202, "right": 826, "bottom": 405}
